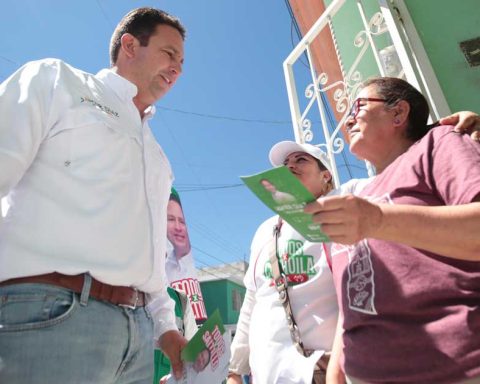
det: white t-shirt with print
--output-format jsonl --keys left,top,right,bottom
{"left": 244, "top": 216, "right": 338, "bottom": 383}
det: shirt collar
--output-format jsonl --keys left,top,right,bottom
{"left": 95, "top": 68, "right": 156, "bottom": 119}
{"left": 144, "top": 104, "right": 156, "bottom": 120}
{"left": 96, "top": 68, "right": 137, "bottom": 101}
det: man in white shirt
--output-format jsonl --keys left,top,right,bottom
{"left": 0, "top": 7, "right": 187, "bottom": 383}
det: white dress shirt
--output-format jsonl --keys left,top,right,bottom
{"left": 0, "top": 58, "right": 176, "bottom": 338}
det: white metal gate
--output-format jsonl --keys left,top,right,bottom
{"left": 283, "top": 0, "right": 450, "bottom": 184}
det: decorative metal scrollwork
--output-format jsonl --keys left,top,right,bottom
{"left": 368, "top": 12, "right": 387, "bottom": 35}
{"left": 303, "top": 129, "right": 314, "bottom": 142}
{"left": 289, "top": 4, "right": 395, "bottom": 181}
{"left": 301, "top": 118, "right": 312, "bottom": 131}
{"left": 331, "top": 136, "right": 345, "bottom": 154}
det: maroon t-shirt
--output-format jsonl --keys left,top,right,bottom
{"left": 331, "top": 126, "right": 480, "bottom": 383}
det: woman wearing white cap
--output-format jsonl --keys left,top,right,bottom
{"left": 227, "top": 140, "right": 343, "bottom": 384}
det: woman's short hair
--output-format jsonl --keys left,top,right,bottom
{"left": 363, "top": 77, "right": 430, "bottom": 141}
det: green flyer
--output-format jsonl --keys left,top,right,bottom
{"left": 166, "top": 309, "right": 229, "bottom": 384}
{"left": 241, "top": 166, "right": 330, "bottom": 242}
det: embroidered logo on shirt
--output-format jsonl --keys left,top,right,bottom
{"left": 80, "top": 96, "right": 119, "bottom": 117}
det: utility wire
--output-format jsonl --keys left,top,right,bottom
{"left": 95, "top": 0, "right": 114, "bottom": 28}
{"left": 193, "top": 246, "right": 246, "bottom": 275}
{"left": 189, "top": 220, "right": 245, "bottom": 257}
{"left": 161, "top": 114, "right": 246, "bottom": 256}
{"left": 157, "top": 105, "right": 291, "bottom": 125}
{"left": 176, "top": 183, "right": 244, "bottom": 192}
{"left": 190, "top": 218, "right": 246, "bottom": 256}
{"left": 284, "top": 0, "right": 311, "bottom": 70}
{"left": 0, "top": 55, "right": 18, "bottom": 66}
{"left": 196, "top": 259, "right": 240, "bottom": 281}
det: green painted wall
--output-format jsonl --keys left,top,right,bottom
{"left": 200, "top": 279, "right": 246, "bottom": 325}
{"left": 404, "top": 0, "right": 480, "bottom": 113}
{"left": 324, "top": 0, "right": 479, "bottom": 112}
{"left": 324, "top": 0, "right": 390, "bottom": 85}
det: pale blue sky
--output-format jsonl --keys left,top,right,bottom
{"left": 0, "top": 1, "right": 367, "bottom": 270}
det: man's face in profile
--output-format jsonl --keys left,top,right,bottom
{"left": 167, "top": 199, "right": 191, "bottom": 258}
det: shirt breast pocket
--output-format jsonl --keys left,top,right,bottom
{"left": 68, "top": 118, "right": 136, "bottom": 182}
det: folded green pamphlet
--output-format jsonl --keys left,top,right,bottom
{"left": 167, "top": 309, "right": 229, "bottom": 384}
{"left": 241, "top": 166, "right": 330, "bottom": 242}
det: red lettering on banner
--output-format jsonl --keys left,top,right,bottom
{"left": 171, "top": 278, "right": 207, "bottom": 321}
{"left": 201, "top": 325, "right": 226, "bottom": 371}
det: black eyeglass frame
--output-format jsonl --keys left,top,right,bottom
{"left": 348, "top": 97, "right": 388, "bottom": 119}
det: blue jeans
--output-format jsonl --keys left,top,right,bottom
{"left": 0, "top": 278, "right": 154, "bottom": 384}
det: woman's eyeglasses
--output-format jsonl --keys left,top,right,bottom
{"left": 348, "top": 98, "right": 388, "bottom": 119}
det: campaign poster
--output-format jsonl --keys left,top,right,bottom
{"left": 166, "top": 188, "right": 208, "bottom": 322}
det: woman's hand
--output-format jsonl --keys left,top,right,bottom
{"left": 305, "top": 194, "right": 383, "bottom": 244}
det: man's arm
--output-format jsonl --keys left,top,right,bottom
{"left": 156, "top": 330, "right": 188, "bottom": 380}
{"left": 149, "top": 288, "right": 188, "bottom": 380}
{"left": 439, "top": 111, "right": 480, "bottom": 141}
{"left": 0, "top": 60, "right": 57, "bottom": 197}
{"left": 305, "top": 195, "right": 480, "bottom": 261}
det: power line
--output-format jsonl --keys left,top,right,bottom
{"left": 176, "top": 183, "right": 244, "bottom": 192}
{"left": 157, "top": 105, "right": 291, "bottom": 125}
{"left": 95, "top": 0, "right": 114, "bottom": 29}
{"left": 191, "top": 220, "right": 246, "bottom": 256}
{"left": 195, "top": 258, "right": 242, "bottom": 281}
{"left": 162, "top": 112, "right": 247, "bottom": 255}
{"left": 0, "top": 55, "right": 18, "bottom": 66}
{"left": 284, "top": 0, "right": 311, "bottom": 69}
{"left": 193, "top": 246, "right": 246, "bottom": 275}
{"left": 337, "top": 163, "right": 367, "bottom": 172}
{"left": 189, "top": 219, "right": 245, "bottom": 257}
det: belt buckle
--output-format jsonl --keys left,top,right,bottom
{"left": 119, "top": 288, "right": 139, "bottom": 310}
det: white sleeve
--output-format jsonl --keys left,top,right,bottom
{"left": 147, "top": 285, "right": 179, "bottom": 340}
{"left": 229, "top": 216, "right": 275, "bottom": 374}
{"left": 181, "top": 292, "right": 199, "bottom": 340}
{"left": 229, "top": 288, "right": 256, "bottom": 375}
{"left": 0, "top": 60, "right": 58, "bottom": 198}
{"left": 329, "top": 177, "right": 375, "bottom": 197}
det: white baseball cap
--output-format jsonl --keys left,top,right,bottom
{"left": 269, "top": 140, "right": 332, "bottom": 172}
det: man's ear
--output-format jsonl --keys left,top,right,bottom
{"left": 120, "top": 33, "right": 138, "bottom": 59}
{"left": 393, "top": 100, "right": 410, "bottom": 127}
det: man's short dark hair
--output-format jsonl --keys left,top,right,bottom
{"left": 109, "top": 7, "right": 186, "bottom": 66}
